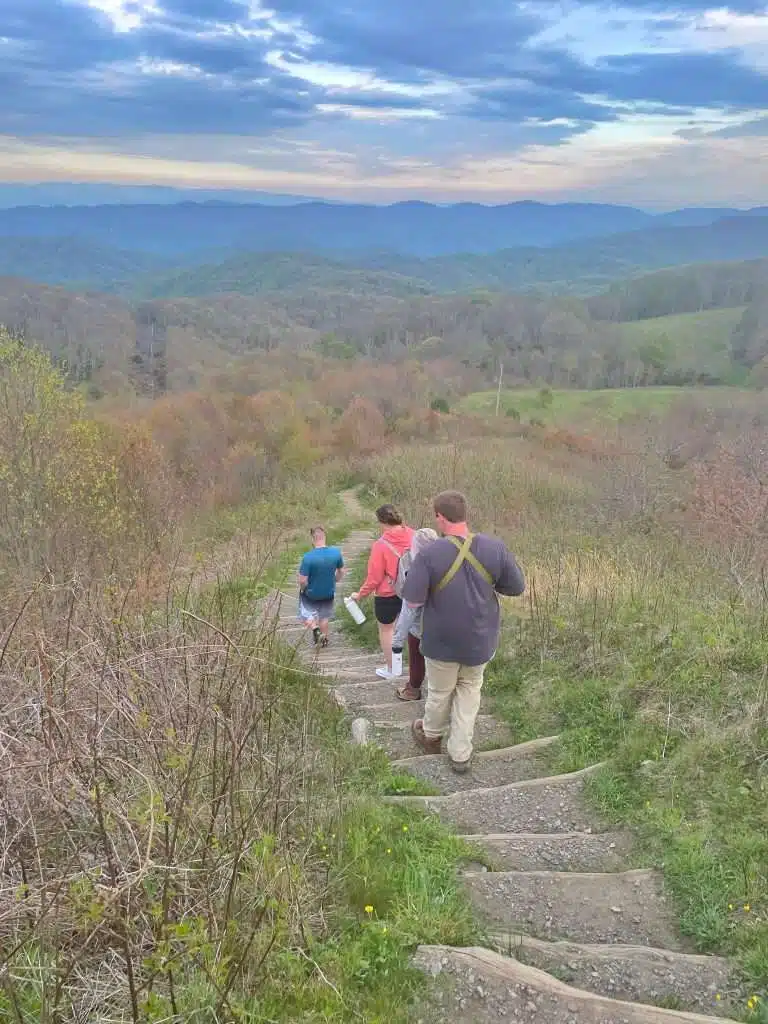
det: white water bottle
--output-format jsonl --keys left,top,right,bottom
{"left": 391, "top": 646, "right": 403, "bottom": 678}
{"left": 344, "top": 596, "right": 366, "bottom": 625}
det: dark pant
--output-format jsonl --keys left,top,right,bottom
{"left": 408, "top": 633, "right": 426, "bottom": 690}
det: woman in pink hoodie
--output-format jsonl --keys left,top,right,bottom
{"left": 350, "top": 504, "right": 415, "bottom": 679}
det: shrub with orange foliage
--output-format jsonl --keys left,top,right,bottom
{"left": 689, "top": 440, "right": 768, "bottom": 548}
{"left": 335, "top": 397, "right": 387, "bottom": 457}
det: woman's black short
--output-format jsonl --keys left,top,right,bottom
{"left": 374, "top": 595, "right": 402, "bottom": 625}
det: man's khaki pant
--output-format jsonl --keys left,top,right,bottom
{"left": 422, "top": 658, "right": 488, "bottom": 763}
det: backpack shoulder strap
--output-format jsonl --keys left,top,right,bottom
{"left": 435, "top": 534, "right": 493, "bottom": 593}
{"left": 379, "top": 538, "right": 400, "bottom": 558}
{"left": 378, "top": 537, "right": 402, "bottom": 584}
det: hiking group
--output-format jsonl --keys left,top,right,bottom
{"left": 298, "top": 490, "right": 525, "bottom": 773}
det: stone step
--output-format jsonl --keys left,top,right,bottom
{"left": 383, "top": 766, "right": 603, "bottom": 834}
{"left": 313, "top": 643, "right": 377, "bottom": 657}
{"left": 391, "top": 736, "right": 559, "bottom": 795}
{"left": 412, "top": 946, "right": 739, "bottom": 1024}
{"left": 363, "top": 698, "right": 492, "bottom": 728}
{"left": 488, "top": 935, "right": 736, "bottom": 1018}
{"left": 371, "top": 715, "right": 513, "bottom": 761}
{"left": 465, "top": 831, "right": 633, "bottom": 872}
{"left": 464, "top": 868, "right": 683, "bottom": 949}
{"left": 333, "top": 679, "right": 419, "bottom": 708}
{"left": 317, "top": 664, "right": 381, "bottom": 679}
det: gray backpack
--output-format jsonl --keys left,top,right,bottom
{"left": 381, "top": 541, "right": 411, "bottom": 599}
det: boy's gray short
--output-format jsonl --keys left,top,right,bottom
{"left": 298, "top": 594, "right": 335, "bottom": 622}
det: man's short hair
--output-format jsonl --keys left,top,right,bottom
{"left": 310, "top": 525, "right": 326, "bottom": 540}
{"left": 433, "top": 490, "right": 468, "bottom": 523}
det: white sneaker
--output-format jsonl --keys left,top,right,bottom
{"left": 376, "top": 666, "right": 399, "bottom": 679}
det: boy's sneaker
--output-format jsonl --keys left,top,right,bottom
{"left": 312, "top": 627, "right": 321, "bottom": 645}
{"left": 320, "top": 635, "right": 329, "bottom": 648}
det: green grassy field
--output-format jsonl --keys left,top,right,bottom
{"left": 460, "top": 383, "right": 751, "bottom": 427}
{"left": 616, "top": 306, "right": 746, "bottom": 379}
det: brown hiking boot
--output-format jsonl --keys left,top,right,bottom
{"left": 411, "top": 719, "right": 441, "bottom": 754}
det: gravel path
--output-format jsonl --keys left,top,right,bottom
{"left": 385, "top": 770, "right": 604, "bottom": 835}
{"left": 391, "top": 738, "right": 558, "bottom": 794}
{"left": 463, "top": 869, "right": 684, "bottom": 949}
{"left": 465, "top": 831, "right": 634, "bottom": 872}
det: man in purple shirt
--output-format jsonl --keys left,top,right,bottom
{"left": 402, "top": 490, "right": 525, "bottom": 773}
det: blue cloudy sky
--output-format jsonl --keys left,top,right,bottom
{"left": 1, "top": 0, "right": 767, "bottom": 206}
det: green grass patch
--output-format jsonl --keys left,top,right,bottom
{"left": 490, "top": 601, "right": 768, "bottom": 996}
{"left": 615, "top": 306, "right": 746, "bottom": 382}
{"left": 459, "top": 383, "right": 751, "bottom": 428}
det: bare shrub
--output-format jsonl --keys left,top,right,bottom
{"left": 687, "top": 432, "right": 768, "bottom": 590}
{"left": 0, "top": 579, "right": 342, "bottom": 1021}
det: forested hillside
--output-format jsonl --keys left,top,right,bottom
{"left": 3, "top": 250, "right": 767, "bottom": 397}
{"left": 587, "top": 258, "right": 768, "bottom": 321}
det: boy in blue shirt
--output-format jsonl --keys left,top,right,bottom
{"left": 297, "top": 526, "right": 345, "bottom": 647}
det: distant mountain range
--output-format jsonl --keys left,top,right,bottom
{"left": 1, "top": 199, "right": 767, "bottom": 259}
{"left": 1, "top": 201, "right": 768, "bottom": 299}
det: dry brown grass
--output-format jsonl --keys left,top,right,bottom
{"left": 0, "top": 575, "right": 344, "bottom": 1022}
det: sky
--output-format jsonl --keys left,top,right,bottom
{"left": 1, "top": 0, "right": 767, "bottom": 207}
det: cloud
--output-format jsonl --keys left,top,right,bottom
{"left": 605, "top": 0, "right": 766, "bottom": 11}
{"left": 0, "top": 0, "right": 767, "bottom": 206}
{"left": 0, "top": 0, "right": 318, "bottom": 134}
{"left": 266, "top": 0, "right": 545, "bottom": 80}
{"left": 3, "top": 124, "right": 767, "bottom": 208}
{"left": 321, "top": 89, "right": 434, "bottom": 111}
{"left": 265, "top": 1, "right": 768, "bottom": 119}
{"left": 593, "top": 50, "right": 768, "bottom": 109}
{"left": 2, "top": 0, "right": 131, "bottom": 72}
{"left": 699, "top": 115, "right": 768, "bottom": 137}
{"left": 156, "top": 0, "right": 250, "bottom": 19}
{"left": 464, "top": 83, "right": 619, "bottom": 143}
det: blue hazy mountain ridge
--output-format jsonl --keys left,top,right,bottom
{"left": 1, "top": 206, "right": 768, "bottom": 294}
{"left": 0, "top": 199, "right": 754, "bottom": 257}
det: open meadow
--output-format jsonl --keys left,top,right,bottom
{"left": 459, "top": 382, "right": 757, "bottom": 427}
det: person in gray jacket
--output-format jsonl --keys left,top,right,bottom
{"left": 403, "top": 491, "right": 525, "bottom": 773}
{"left": 392, "top": 527, "right": 438, "bottom": 701}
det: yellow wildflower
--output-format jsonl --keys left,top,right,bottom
{"left": 364, "top": 905, "right": 374, "bottom": 915}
